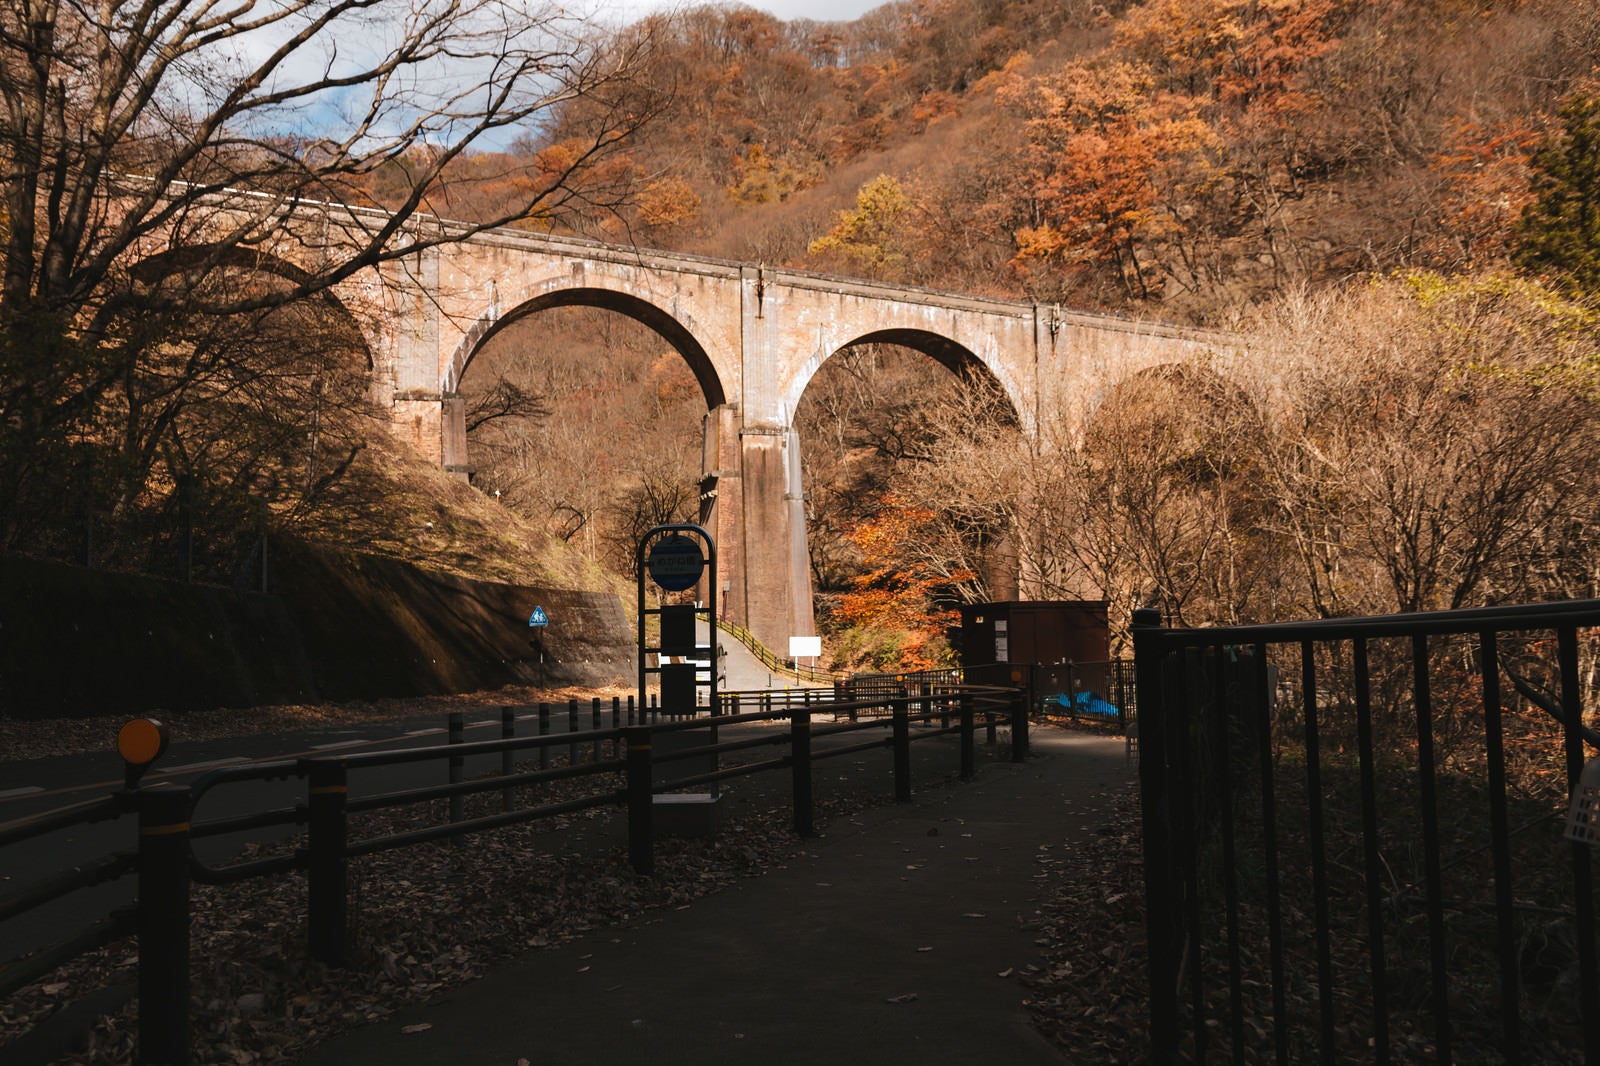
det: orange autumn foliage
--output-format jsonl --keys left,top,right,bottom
{"left": 833, "top": 496, "right": 975, "bottom": 670}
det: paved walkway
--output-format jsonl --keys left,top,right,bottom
{"left": 296, "top": 726, "right": 1134, "bottom": 1066}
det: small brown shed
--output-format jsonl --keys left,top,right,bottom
{"left": 958, "top": 600, "right": 1111, "bottom": 691}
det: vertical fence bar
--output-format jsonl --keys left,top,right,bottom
{"left": 791, "top": 703, "right": 814, "bottom": 837}
{"left": 1352, "top": 639, "right": 1391, "bottom": 1062}
{"left": 1479, "top": 630, "right": 1521, "bottom": 1062}
{"left": 612, "top": 696, "right": 623, "bottom": 758}
{"left": 448, "top": 712, "right": 464, "bottom": 836}
{"left": 959, "top": 693, "right": 975, "bottom": 780}
{"left": 1253, "top": 642, "right": 1288, "bottom": 1065}
{"left": 1411, "top": 634, "right": 1451, "bottom": 1062}
{"left": 1133, "top": 609, "right": 1180, "bottom": 1064}
{"left": 1558, "top": 625, "right": 1600, "bottom": 1062}
{"left": 1010, "top": 686, "right": 1029, "bottom": 762}
{"left": 138, "top": 783, "right": 192, "bottom": 1066}
{"left": 306, "top": 759, "right": 349, "bottom": 967}
{"left": 1176, "top": 650, "right": 1207, "bottom": 1059}
{"left": 500, "top": 708, "right": 515, "bottom": 812}
{"left": 538, "top": 703, "right": 551, "bottom": 769}
{"left": 626, "top": 727, "right": 653, "bottom": 874}
{"left": 892, "top": 698, "right": 911, "bottom": 802}
{"left": 1214, "top": 645, "right": 1245, "bottom": 1063}
{"left": 627, "top": 694, "right": 635, "bottom": 726}
{"left": 567, "top": 699, "right": 579, "bottom": 765}
{"left": 1301, "top": 641, "right": 1336, "bottom": 1063}
{"left": 591, "top": 697, "right": 602, "bottom": 763}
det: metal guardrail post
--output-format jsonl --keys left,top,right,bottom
{"left": 567, "top": 699, "right": 578, "bottom": 764}
{"left": 959, "top": 693, "right": 975, "bottom": 779}
{"left": 306, "top": 759, "right": 350, "bottom": 967}
{"left": 791, "top": 703, "right": 814, "bottom": 837}
{"left": 448, "top": 712, "right": 464, "bottom": 835}
{"left": 538, "top": 703, "right": 551, "bottom": 769}
{"left": 1010, "top": 686, "right": 1029, "bottom": 762}
{"left": 1132, "top": 607, "right": 1179, "bottom": 1063}
{"left": 500, "top": 707, "right": 515, "bottom": 812}
{"left": 591, "top": 698, "right": 602, "bottom": 763}
{"left": 892, "top": 696, "right": 911, "bottom": 802}
{"left": 137, "top": 783, "right": 191, "bottom": 1066}
{"left": 625, "top": 727, "right": 653, "bottom": 874}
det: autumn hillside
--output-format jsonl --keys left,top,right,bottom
{"left": 6, "top": 0, "right": 1600, "bottom": 682}
{"left": 429, "top": 0, "right": 1600, "bottom": 671}
{"left": 518, "top": 0, "right": 1598, "bottom": 323}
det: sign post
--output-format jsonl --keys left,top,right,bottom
{"left": 528, "top": 605, "right": 549, "bottom": 663}
{"left": 634, "top": 523, "right": 722, "bottom": 839}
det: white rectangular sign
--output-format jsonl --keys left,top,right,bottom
{"left": 789, "top": 636, "right": 822, "bottom": 659}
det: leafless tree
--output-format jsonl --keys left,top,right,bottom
{"left": 0, "top": 0, "right": 660, "bottom": 547}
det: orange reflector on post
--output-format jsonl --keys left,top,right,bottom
{"left": 118, "top": 717, "right": 167, "bottom": 766}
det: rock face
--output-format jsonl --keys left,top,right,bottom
{"left": 0, "top": 543, "right": 634, "bottom": 718}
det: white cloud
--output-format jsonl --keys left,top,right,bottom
{"left": 587, "top": 0, "right": 888, "bottom": 28}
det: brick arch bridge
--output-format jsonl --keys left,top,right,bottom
{"left": 353, "top": 225, "right": 1213, "bottom": 651}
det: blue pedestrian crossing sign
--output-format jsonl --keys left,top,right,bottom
{"left": 528, "top": 606, "right": 549, "bottom": 627}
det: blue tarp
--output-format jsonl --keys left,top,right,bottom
{"left": 1057, "top": 690, "right": 1121, "bottom": 718}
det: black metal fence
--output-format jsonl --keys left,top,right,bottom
{"left": 1134, "top": 601, "right": 1600, "bottom": 1064}
{"left": 1, "top": 685, "right": 1027, "bottom": 1064}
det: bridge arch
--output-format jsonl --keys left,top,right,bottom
{"left": 447, "top": 281, "right": 729, "bottom": 411}
{"left": 781, "top": 326, "right": 1030, "bottom": 435}
{"left": 129, "top": 245, "right": 374, "bottom": 368}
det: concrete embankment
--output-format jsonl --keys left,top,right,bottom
{"left": 0, "top": 543, "right": 634, "bottom": 719}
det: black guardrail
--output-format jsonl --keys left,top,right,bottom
{"left": 2, "top": 684, "right": 1028, "bottom": 1064}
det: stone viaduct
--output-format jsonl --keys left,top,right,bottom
{"left": 150, "top": 198, "right": 1203, "bottom": 643}
{"left": 319, "top": 221, "right": 1214, "bottom": 653}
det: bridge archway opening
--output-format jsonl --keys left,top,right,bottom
{"left": 457, "top": 287, "right": 726, "bottom": 411}
{"left": 130, "top": 245, "right": 374, "bottom": 371}
{"left": 457, "top": 295, "right": 720, "bottom": 572}
{"left": 119, "top": 246, "right": 374, "bottom": 542}
{"left": 793, "top": 334, "right": 1026, "bottom": 669}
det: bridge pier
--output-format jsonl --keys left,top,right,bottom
{"left": 702, "top": 409, "right": 815, "bottom": 653}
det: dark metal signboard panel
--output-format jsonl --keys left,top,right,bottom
{"left": 635, "top": 524, "right": 719, "bottom": 718}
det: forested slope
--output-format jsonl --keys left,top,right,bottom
{"left": 449, "top": 1, "right": 1600, "bottom": 669}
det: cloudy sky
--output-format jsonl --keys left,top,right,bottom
{"left": 591, "top": 0, "right": 888, "bottom": 27}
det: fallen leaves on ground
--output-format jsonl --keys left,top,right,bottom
{"left": 2, "top": 699, "right": 995, "bottom": 1065}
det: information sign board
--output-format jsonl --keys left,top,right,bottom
{"left": 647, "top": 534, "right": 705, "bottom": 592}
